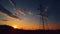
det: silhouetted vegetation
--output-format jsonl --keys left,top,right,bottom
{"left": 0, "top": 25, "right": 60, "bottom": 34}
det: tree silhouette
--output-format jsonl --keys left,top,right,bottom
{"left": 0, "top": 25, "right": 16, "bottom": 34}
{"left": 0, "top": 25, "right": 13, "bottom": 31}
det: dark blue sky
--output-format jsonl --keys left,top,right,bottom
{"left": 0, "top": 0, "right": 60, "bottom": 23}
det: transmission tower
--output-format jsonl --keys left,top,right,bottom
{"left": 38, "top": 4, "right": 49, "bottom": 30}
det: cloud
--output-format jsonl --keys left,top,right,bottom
{"left": 0, "top": 4, "right": 21, "bottom": 20}
{"left": 9, "top": 0, "right": 15, "bottom": 7}
{"left": 9, "top": 0, "right": 19, "bottom": 16}
{"left": 9, "top": 0, "right": 26, "bottom": 16}
{"left": 18, "top": 9, "right": 26, "bottom": 16}
{"left": 15, "top": 9, "right": 26, "bottom": 16}
{"left": 13, "top": 8, "right": 20, "bottom": 16}
{"left": 0, "top": 19, "right": 8, "bottom": 21}
{"left": 28, "top": 10, "right": 33, "bottom": 15}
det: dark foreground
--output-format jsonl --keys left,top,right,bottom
{"left": 0, "top": 30, "right": 60, "bottom": 34}
{"left": 0, "top": 25, "right": 60, "bottom": 34}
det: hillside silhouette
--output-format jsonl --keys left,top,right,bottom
{"left": 0, "top": 25, "right": 60, "bottom": 34}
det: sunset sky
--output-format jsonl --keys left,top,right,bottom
{"left": 0, "top": 0, "right": 60, "bottom": 30}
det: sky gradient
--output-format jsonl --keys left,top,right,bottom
{"left": 0, "top": 0, "right": 60, "bottom": 30}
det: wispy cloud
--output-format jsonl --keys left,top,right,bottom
{"left": 0, "top": 4, "right": 21, "bottom": 20}
{"left": 9, "top": 0, "right": 19, "bottom": 16}
{"left": 28, "top": 10, "right": 33, "bottom": 15}
{"left": 14, "top": 9, "right": 26, "bottom": 16}
{"left": 13, "top": 8, "right": 19, "bottom": 16}
{"left": 0, "top": 19, "right": 8, "bottom": 21}
{"left": 9, "top": 0, "right": 26, "bottom": 16}
{"left": 9, "top": 0, "right": 15, "bottom": 7}
{"left": 18, "top": 9, "right": 26, "bottom": 16}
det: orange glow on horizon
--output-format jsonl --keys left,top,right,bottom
{"left": 12, "top": 25, "right": 18, "bottom": 29}
{"left": 0, "top": 20, "right": 60, "bottom": 30}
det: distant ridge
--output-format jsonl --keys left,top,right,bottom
{"left": 0, "top": 25, "right": 60, "bottom": 34}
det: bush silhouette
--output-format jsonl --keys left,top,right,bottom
{"left": 0, "top": 25, "right": 13, "bottom": 31}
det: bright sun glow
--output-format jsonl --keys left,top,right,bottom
{"left": 13, "top": 25, "right": 18, "bottom": 28}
